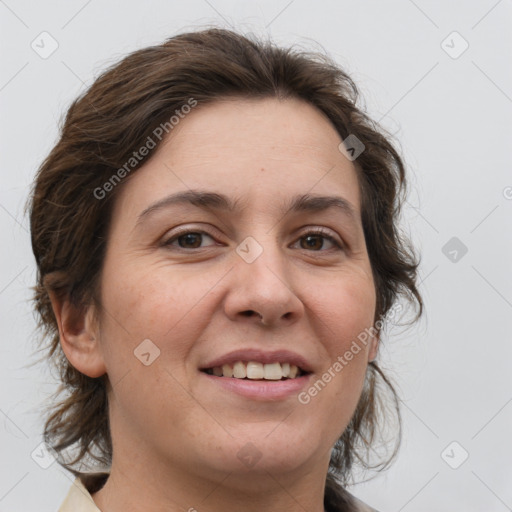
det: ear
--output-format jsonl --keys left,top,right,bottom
{"left": 48, "top": 290, "right": 107, "bottom": 378}
{"left": 367, "top": 331, "right": 380, "bottom": 363}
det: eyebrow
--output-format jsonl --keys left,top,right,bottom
{"left": 136, "top": 189, "right": 358, "bottom": 226}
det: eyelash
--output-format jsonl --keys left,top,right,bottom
{"left": 162, "top": 227, "right": 344, "bottom": 253}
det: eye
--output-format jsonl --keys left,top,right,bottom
{"left": 293, "top": 228, "right": 344, "bottom": 252}
{"left": 162, "top": 227, "right": 344, "bottom": 252}
{"left": 162, "top": 230, "right": 218, "bottom": 250}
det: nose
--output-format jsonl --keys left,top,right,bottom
{"left": 223, "top": 236, "right": 305, "bottom": 328}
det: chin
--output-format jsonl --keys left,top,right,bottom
{"left": 211, "top": 427, "right": 326, "bottom": 477}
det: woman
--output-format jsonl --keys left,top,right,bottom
{"left": 29, "top": 27, "right": 422, "bottom": 512}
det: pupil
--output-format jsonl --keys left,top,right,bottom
{"left": 180, "top": 233, "right": 201, "bottom": 248}
{"left": 303, "top": 235, "right": 321, "bottom": 250}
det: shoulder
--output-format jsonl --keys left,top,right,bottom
{"left": 57, "top": 476, "right": 103, "bottom": 512}
{"left": 324, "top": 480, "right": 380, "bottom": 512}
{"left": 350, "top": 493, "right": 380, "bottom": 512}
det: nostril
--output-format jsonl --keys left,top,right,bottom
{"left": 240, "top": 311, "right": 259, "bottom": 319}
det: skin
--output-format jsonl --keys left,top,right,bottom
{"left": 50, "top": 97, "right": 379, "bottom": 512}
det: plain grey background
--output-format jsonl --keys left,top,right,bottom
{"left": 1, "top": 1, "right": 511, "bottom": 510}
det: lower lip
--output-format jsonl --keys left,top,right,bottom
{"left": 200, "top": 372, "right": 312, "bottom": 400}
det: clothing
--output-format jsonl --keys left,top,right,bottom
{"left": 58, "top": 478, "right": 101, "bottom": 512}
{"left": 58, "top": 476, "right": 378, "bottom": 512}
{"left": 352, "top": 496, "right": 378, "bottom": 512}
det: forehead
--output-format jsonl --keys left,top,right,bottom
{"left": 111, "top": 97, "right": 362, "bottom": 224}
{"left": 163, "top": 96, "right": 350, "bottom": 174}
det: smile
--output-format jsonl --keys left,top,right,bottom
{"left": 202, "top": 361, "right": 307, "bottom": 380}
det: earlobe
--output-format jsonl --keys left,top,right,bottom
{"left": 48, "top": 290, "right": 107, "bottom": 378}
{"left": 368, "top": 333, "right": 380, "bottom": 363}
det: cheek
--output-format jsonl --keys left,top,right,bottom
{"left": 305, "top": 272, "right": 375, "bottom": 411}
{"left": 96, "top": 265, "right": 210, "bottom": 437}
{"left": 101, "top": 260, "right": 186, "bottom": 331}
{"left": 317, "top": 269, "right": 376, "bottom": 348}
{"left": 98, "top": 261, "right": 215, "bottom": 371}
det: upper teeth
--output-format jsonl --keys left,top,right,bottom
{"left": 209, "top": 361, "right": 300, "bottom": 380}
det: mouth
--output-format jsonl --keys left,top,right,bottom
{"left": 200, "top": 361, "right": 310, "bottom": 380}
{"left": 198, "top": 349, "right": 314, "bottom": 400}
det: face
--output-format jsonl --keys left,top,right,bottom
{"left": 92, "top": 97, "right": 378, "bottom": 485}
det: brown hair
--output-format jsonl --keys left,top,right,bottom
{"left": 28, "top": 27, "right": 422, "bottom": 510}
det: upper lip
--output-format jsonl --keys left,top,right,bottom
{"left": 200, "top": 348, "right": 314, "bottom": 373}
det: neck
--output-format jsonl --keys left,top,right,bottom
{"left": 91, "top": 450, "right": 329, "bottom": 512}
